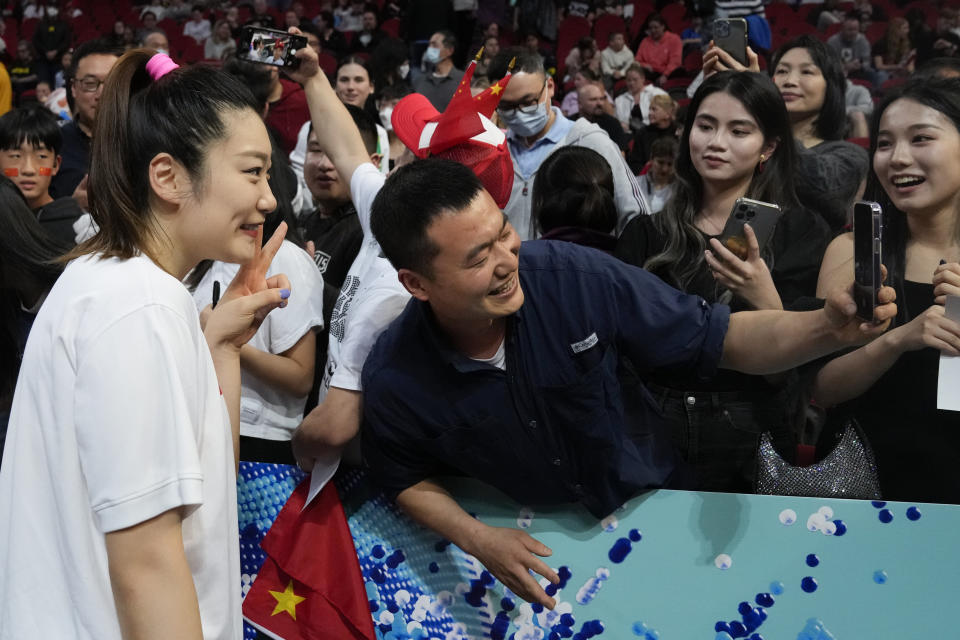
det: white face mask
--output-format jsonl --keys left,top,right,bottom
{"left": 500, "top": 98, "right": 550, "bottom": 137}
{"left": 398, "top": 62, "right": 410, "bottom": 79}
{"left": 423, "top": 46, "right": 441, "bottom": 65}
{"left": 380, "top": 106, "right": 394, "bottom": 132}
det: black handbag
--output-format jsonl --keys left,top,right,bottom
{"left": 755, "top": 420, "right": 881, "bottom": 499}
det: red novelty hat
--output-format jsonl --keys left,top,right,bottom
{"left": 392, "top": 52, "right": 515, "bottom": 208}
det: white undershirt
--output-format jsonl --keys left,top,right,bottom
{"left": 470, "top": 338, "right": 506, "bottom": 371}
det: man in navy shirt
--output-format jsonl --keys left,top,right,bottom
{"left": 362, "top": 159, "right": 896, "bottom": 608}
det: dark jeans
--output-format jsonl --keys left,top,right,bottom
{"left": 649, "top": 383, "right": 795, "bottom": 493}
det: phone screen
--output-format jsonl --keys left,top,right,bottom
{"left": 240, "top": 28, "right": 302, "bottom": 67}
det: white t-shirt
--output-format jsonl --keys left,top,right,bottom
{"left": 0, "top": 254, "right": 241, "bottom": 640}
{"left": 614, "top": 84, "right": 668, "bottom": 129}
{"left": 319, "top": 163, "right": 410, "bottom": 403}
{"left": 192, "top": 240, "right": 325, "bottom": 441}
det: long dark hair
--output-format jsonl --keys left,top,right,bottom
{"left": 68, "top": 48, "right": 260, "bottom": 262}
{"left": 866, "top": 78, "right": 960, "bottom": 320}
{"left": 0, "top": 177, "right": 69, "bottom": 403}
{"left": 772, "top": 35, "right": 847, "bottom": 141}
{"left": 646, "top": 71, "right": 799, "bottom": 290}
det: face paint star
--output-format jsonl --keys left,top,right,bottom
{"left": 269, "top": 580, "right": 306, "bottom": 620}
{"left": 490, "top": 84, "right": 502, "bottom": 95}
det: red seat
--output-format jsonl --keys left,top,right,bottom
{"left": 593, "top": 14, "right": 625, "bottom": 49}
{"left": 660, "top": 2, "right": 687, "bottom": 35}
{"left": 179, "top": 38, "right": 204, "bottom": 63}
{"left": 864, "top": 21, "right": 886, "bottom": 43}
{"left": 19, "top": 18, "right": 38, "bottom": 40}
{"left": 764, "top": 2, "right": 796, "bottom": 27}
{"left": 317, "top": 51, "right": 337, "bottom": 77}
{"left": 556, "top": 16, "right": 591, "bottom": 73}
{"left": 381, "top": 17, "right": 399, "bottom": 39}
{"left": 629, "top": 3, "right": 651, "bottom": 40}
{"left": 661, "top": 76, "right": 690, "bottom": 91}
{"left": 683, "top": 48, "right": 702, "bottom": 74}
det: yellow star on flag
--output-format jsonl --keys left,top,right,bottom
{"left": 269, "top": 580, "right": 306, "bottom": 620}
{"left": 490, "top": 84, "right": 502, "bottom": 95}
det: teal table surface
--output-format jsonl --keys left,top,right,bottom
{"left": 238, "top": 464, "right": 958, "bottom": 640}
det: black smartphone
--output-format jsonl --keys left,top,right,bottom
{"left": 237, "top": 26, "right": 306, "bottom": 68}
{"left": 713, "top": 18, "right": 748, "bottom": 66}
{"left": 853, "top": 200, "right": 883, "bottom": 322}
{"left": 717, "top": 197, "right": 782, "bottom": 260}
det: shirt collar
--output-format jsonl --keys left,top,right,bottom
{"left": 414, "top": 298, "right": 520, "bottom": 373}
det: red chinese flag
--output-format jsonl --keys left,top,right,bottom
{"left": 242, "top": 480, "right": 375, "bottom": 640}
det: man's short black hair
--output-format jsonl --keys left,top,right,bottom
{"left": 370, "top": 158, "right": 484, "bottom": 277}
{"left": 488, "top": 46, "right": 544, "bottom": 81}
{"left": 0, "top": 106, "right": 62, "bottom": 154}
{"left": 438, "top": 29, "right": 457, "bottom": 54}
{"left": 298, "top": 20, "right": 320, "bottom": 39}
{"left": 221, "top": 57, "right": 274, "bottom": 113}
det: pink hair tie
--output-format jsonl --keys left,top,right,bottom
{"left": 146, "top": 53, "right": 179, "bottom": 81}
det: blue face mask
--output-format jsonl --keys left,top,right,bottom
{"left": 423, "top": 46, "right": 441, "bottom": 65}
{"left": 500, "top": 99, "right": 550, "bottom": 137}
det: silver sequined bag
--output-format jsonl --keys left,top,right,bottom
{"left": 755, "top": 421, "right": 881, "bottom": 499}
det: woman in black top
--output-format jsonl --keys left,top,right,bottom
{"left": 616, "top": 71, "right": 830, "bottom": 492}
{"left": 812, "top": 78, "right": 960, "bottom": 503}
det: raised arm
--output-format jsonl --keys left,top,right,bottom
{"left": 287, "top": 28, "right": 373, "bottom": 195}
{"left": 396, "top": 479, "right": 560, "bottom": 609}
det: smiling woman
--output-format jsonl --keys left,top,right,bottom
{"left": 771, "top": 35, "right": 869, "bottom": 233}
{"left": 811, "top": 78, "right": 960, "bottom": 504}
{"left": 615, "top": 70, "right": 831, "bottom": 494}
{"left": 0, "top": 49, "right": 291, "bottom": 639}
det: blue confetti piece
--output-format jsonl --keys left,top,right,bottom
{"left": 500, "top": 596, "right": 515, "bottom": 612}
{"left": 715, "top": 621, "right": 732, "bottom": 633}
{"left": 632, "top": 621, "right": 649, "bottom": 636}
{"left": 871, "top": 501, "right": 887, "bottom": 508}
{"left": 561, "top": 613, "right": 575, "bottom": 627}
{"left": 873, "top": 570, "right": 888, "bottom": 584}
{"left": 738, "top": 602, "right": 752, "bottom": 616}
{"left": 608, "top": 537, "right": 632, "bottom": 563}
{"left": 372, "top": 544, "right": 386, "bottom": 559}
{"left": 833, "top": 520, "right": 847, "bottom": 536}
{"left": 906, "top": 506, "right": 922, "bottom": 521}
{"left": 428, "top": 562, "right": 439, "bottom": 573}
{"left": 755, "top": 593, "right": 774, "bottom": 607}
{"left": 801, "top": 577, "right": 818, "bottom": 593}
{"left": 806, "top": 554, "right": 820, "bottom": 568}
{"left": 769, "top": 581, "right": 784, "bottom": 596}
{"left": 879, "top": 509, "right": 893, "bottom": 523}
{"left": 629, "top": 528, "right": 642, "bottom": 542}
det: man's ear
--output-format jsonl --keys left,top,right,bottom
{"left": 148, "top": 152, "right": 190, "bottom": 207}
{"left": 51, "top": 154, "right": 62, "bottom": 175}
{"left": 369, "top": 152, "right": 383, "bottom": 170}
{"left": 398, "top": 268, "right": 430, "bottom": 302}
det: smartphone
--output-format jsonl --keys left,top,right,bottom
{"left": 717, "top": 197, "right": 782, "bottom": 260}
{"left": 713, "top": 18, "right": 748, "bottom": 66}
{"left": 853, "top": 200, "right": 883, "bottom": 322}
{"left": 237, "top": 26, "right": 306, "bottom": 68}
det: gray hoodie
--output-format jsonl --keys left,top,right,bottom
{"left": 505, "top": 117, "right": 649, "bottom": 240}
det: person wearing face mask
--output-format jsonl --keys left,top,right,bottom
{"left": 377, "top": 83, "right": 413, "bottom": 171}
{"left": 487, "top": 47, "right": 648, "bottom": 241}
{"left": 413, "top": 30, "right": 464, "bottom": 111}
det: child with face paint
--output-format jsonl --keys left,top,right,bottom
{"left": 0, "top": 105, "right": 83, "bottom": 246}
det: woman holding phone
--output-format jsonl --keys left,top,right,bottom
{"left": 615, "top": 71, "right": 830, "bottom": 493}
{"left": 706, "top": 35, "right": 870, "bottom": 234}
{"left": 812, "top": 78, "right": 960, "bottom": 504}
{"left": 0, "top": 49, "right": 290, "bottom": 637}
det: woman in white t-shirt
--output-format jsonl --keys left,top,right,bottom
{"left": 0, "top": 50, "right": 290, "bottom": 639}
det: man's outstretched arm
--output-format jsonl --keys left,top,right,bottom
{"left": 396, "top": 479, "right": 560, "bottom": 609}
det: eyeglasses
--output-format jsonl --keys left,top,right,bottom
{"left": 496, "top": 79, "right": 547, "bottom": 116}
{"left": 74, "top": 76, "right": 105, "bottom": 93}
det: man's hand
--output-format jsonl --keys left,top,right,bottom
{"left": 823, "top": 279, "right": 897, "bottom": 344}
{"left": 464, "top": 524, "right": 560, "bottom": 609}
{"left": 284, "top": 27, "right": 321, "bottom": 85}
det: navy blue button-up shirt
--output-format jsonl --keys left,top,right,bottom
{"left": 361, "top": 240, "right": 730, "bottom": 518}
